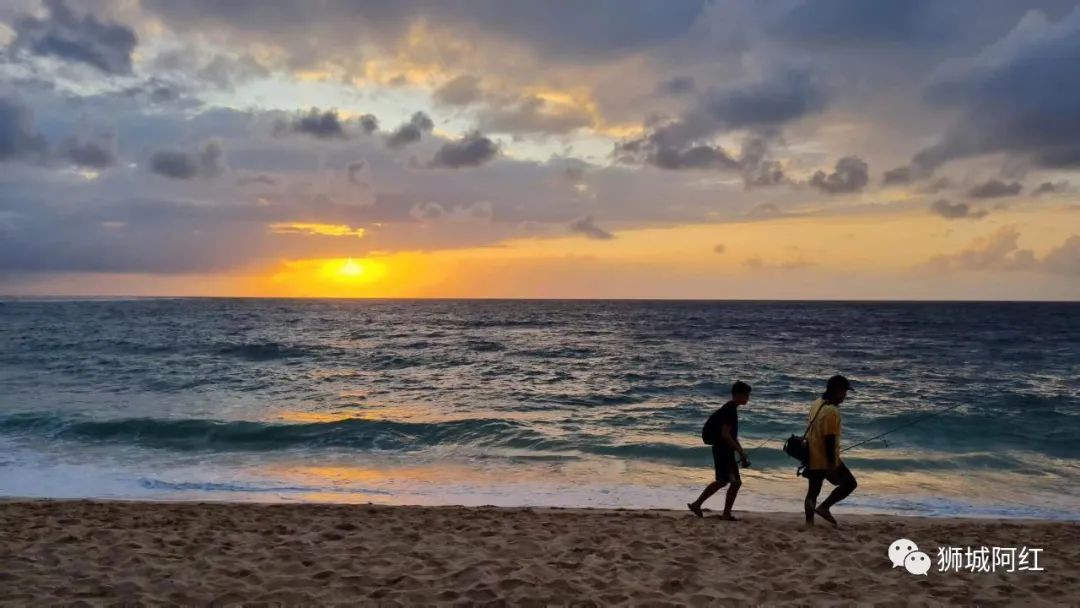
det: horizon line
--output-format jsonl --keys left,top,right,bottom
{"left": 2, "top": 294, "right": 1078, "bottom": 304}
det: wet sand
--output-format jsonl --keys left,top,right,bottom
{"left": 1, "top": 500, "right": 1077, "bottom": 606}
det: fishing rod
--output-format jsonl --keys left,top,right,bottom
{"left": 744, "top": 401, "right": 967, "bottom": 456}
{"left": 838, "top": 403, "right": 967, "bottom": 451}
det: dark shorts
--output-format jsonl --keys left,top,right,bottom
{"left": 804, "top": 462, "right": 856, "bottom": 487}
{"left": 712, "top": 447, "right": 741, "bottom": 485}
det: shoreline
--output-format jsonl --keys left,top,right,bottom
{"left": 3, "top": 500, "right": 1077, "bottom": 605}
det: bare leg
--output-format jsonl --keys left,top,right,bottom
{"left": 816, "top": 464, "right": 857, "bottom": 527}
{"left": 689, "top": 481, "right": 725, "bottom": 517}
{"left": 804, "top": 474, "right": 824, "bottom": 526}
{"left": 720, "top": 479, "right": 742, "bottom": 519}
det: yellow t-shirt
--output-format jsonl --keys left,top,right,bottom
{"left": 807, "top": 398, "right": 841, "bottom": 470}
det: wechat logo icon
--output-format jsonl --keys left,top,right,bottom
{"left": 889, "top": 538, "right": 930, "bottom": 575}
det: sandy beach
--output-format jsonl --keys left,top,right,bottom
{"left": 1, "top": 501, "right": 1076, "bottom": 606}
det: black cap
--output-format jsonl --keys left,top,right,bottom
{"left": 825, "top": 374, "right": 853, "bottom": 393}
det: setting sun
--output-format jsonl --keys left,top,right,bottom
{"left": 316, "top": 258, "right": 387, "bottom": 285}
{"left": 338, "top": 258, "right": 364, "bottom": 278}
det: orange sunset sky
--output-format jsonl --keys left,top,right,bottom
{"left": 1, "top": 1, "right": 1078, "bottom": 299}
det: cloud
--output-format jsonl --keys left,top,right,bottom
{"left": 927, "top": 226, "right": 1080, "bottom": 276}
{"left": 657, "top": 76, "right": 697, "bottom": 96}
{"left": 141, "top": 0, "right": 708, "bottom": 64}
{"left": 236, "top": 174, "right": 276, "bottom": 186}
{"left": 967, "top": 179, "right": 1021, "bottom": 199}
{"left": 277, "top": 108, "right": 349, "bottom": 140}
{"left": 347, "top": 160, "right": 367, "bottom": 185}
{"left": 570, "top": 216, "right": 614, "bottom": 239}
{"left": 13, "top": 0, "right": 138, "bottom": 74}
{"left": 618, "top": 67, "right": 826, "bottom": 172}
{"left": 913, "top": 6, "right": 1080, "bottom": 170}
{"left": 149, "top": 138, "right": 227, "bottom": 180}
{"left": 882, "top": 165, "right": 915, "bottom": 185}
{"left": 654, "top": 143, "right": 740, "bottom": 171}
{"left": 358, "top": 114, "right": 379, "bottom": 135}
{"left": 58, "top": 135, "right": 117, "bottom": 169}
{"left": 809, "top": 156, "right": 869, "bottom": 194}
{"left": 562, "top": 165, "right": 586, "bottom": 185}
{"left": 386, "top": 112, "right": 434, "bottom": 148}
{"left": 1033, "top": 180, "right": 1071, "bottom": 196}
{"left": 925, "top": 226, "right": 1035, "bottom": 272}
{"left": 477, "top": 94, "right": 594, "bottom": 136}
{"left": 1041, "top": 235, "right": 1080, "bottom": 276}
{"left": 700, "top": 67, "right": 829, "bottom": 131}
{"left": 268, "top": 222, "right": 365, "bottom": 238}
{"left": 769, "top": 0, "right": 954, "bottom": 48}
{"left": 744, "top": 203, "right": 794, "bottom": 220}
{"left": 0, "top": 96, "right": 48, "bottom": 162}
{"left": 426, "top": 132, "right": 499, "bottom": 169}
{"left": 434, "top": 75, "right": 483, "bottom": 106}
{"left": 930, "top": 199, "right": 987, "bottom": 220}
{"left": 744, "top": 257, "right": 814, "bottom": 270}
{"left": 740, "top": 136, "right": 785, "bottom": 188}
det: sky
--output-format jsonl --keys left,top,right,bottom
{"left": 1, "top": 0, "right": 1078, "bottom": 300}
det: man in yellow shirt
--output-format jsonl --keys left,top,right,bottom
{"left": 804, "top": 375, "right": 858, "bottom": 527}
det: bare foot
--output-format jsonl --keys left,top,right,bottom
{"left": 687, "top": 503, "right": 703, "bottom": 518}
{"left": 814, "top": 505, "right": 838, "bottom": 527}
{"left": 719, "top": 513, "right": 739, "bottom": 521}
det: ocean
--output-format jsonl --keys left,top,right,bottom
{"left": 1, "top": 298, "right": 1077, "bottom": 519}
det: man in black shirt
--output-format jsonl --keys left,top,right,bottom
{"left": 688, "top": 380, "right": 751, "bottom": 520}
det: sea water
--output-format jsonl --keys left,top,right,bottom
{"left": 1, "top": 298, "right": 1077, "bottom": 519}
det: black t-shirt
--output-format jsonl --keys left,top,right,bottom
{"left": 705, "top": 400, "right": 738, "bottom": 453}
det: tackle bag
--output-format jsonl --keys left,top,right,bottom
{"left": 783, "top": 404, "right": 826, "bottom": 473}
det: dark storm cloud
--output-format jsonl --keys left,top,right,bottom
{"left": 967, "top": 179, "right": 1021, "bottom": 199}
{"left": 651, "top": 143, "right": 740, "bottom": 171}
{"left": 769, "top": 0, "right": 954, "bottom": 47}
{"left": 1033, "top": 180, "right": 1071, "bottom": 195}
{"left": 882, "top": 165, "right": 915, "bottom": 185}
{"left": 809, "top": 156, "right": 869, "bottom": 194}
{"left": 434, "top": 75, "right": 483, "bottom": 106}
{"left": 358, "top": 114, "right": 379, "bottom": 134}
{"left": 739, "top": 136, "right": 785, "bottom": 188}
{"left": 149, "top": 139, "right": 227, "bottom": 180}
{"left": 12, "top": 0, "right": 138, "bottom": 74}
{"left": 569, "top": 216, "right": 614, "bottom": 240}
{"left": 347, "top": 160, "right": 366, "bottom": 185}
{"left": 657, "top": 76, "right": 697, "bottom": 96}
{"left": 276, "top": 109, "right": 349, "bottom": 140}
{"left": 0, "top": 96, "right": 48, "bottom": 162}
{"left": 700, "top": 68, "right": 828, "bottom": 131}
{"left": 148, "top": 150, "right": 198, "bottom": 179}
{"left": 930, "top": 199, "right": 987, "bottom": 220}
{"left": 426, "top": 132, "right": 499, "bottom": 169}
{"left": 744, "top": 160, "right": 785, "bottom": 188}
{"left": 58, "top": 135, "right": 117, "bottom": 169}
{"left": 141, "top": 0, "right": 707, "bottom": 62}
{"left": 386, "top": 112, "right": 434, "bottom": 149}
{"left": 913, "top": 6, "right": 1080, "bottom": 171}
{"left": 617, "top": 67, "right": 827, "bottom": 172}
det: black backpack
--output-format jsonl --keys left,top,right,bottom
{"left": 701, "top": 410, "right": 719, "bottom": 445}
